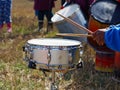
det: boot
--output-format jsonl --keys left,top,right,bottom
{"left": 38, "top": 21, "right": 43, "bottom": 32}
{"left": 7, "top": 23, "right": 12, "bottom": 33}
{"left": 46, "top": 22, "right": 53, "bottom": 33}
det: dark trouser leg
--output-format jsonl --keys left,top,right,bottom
{"left": 45, "top": 9, "right": 53, "bottom": 32}
{"left": 38, "top": 21, "right": 43, "bottom": 31}
{"left": 0, "top": 2, "right": 4, "bottom": 30}
{"left": 38, "top": 11, "right": 44, "bottom": 31}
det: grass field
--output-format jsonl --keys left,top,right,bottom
{"left": 0, "top": 0, "right": 120, "bottom": 90}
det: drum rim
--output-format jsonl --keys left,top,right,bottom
{"left": 27, "top": 38, "right": 81, "bottom": 46}
{"left": 51, "top": 4, "right": 80, "bottom": 23}
{"left": 53, "top": 8, "right": 80, "bottom": 24}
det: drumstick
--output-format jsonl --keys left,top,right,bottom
{"left": 56, "top": 33, "right": 92, "bottom": 37}
{"left": 56, "top": 13, "right": 93, "bottom": 34}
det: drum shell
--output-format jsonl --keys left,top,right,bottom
{"left": 95, "top": 51, "right": 115, "bottom": 72}
{"left": 87, "top": 0, "right": 120, "bottom": 52}
{"left": 114, "top": 52, "right": 120, "bottom": 69}
{"left": 51, "top": 4, "right": 87, "bottom": 42}
{"left": 24, "top": 38, "right": 81, "bottom": 71}
{"left": 32, "top": 45, "right": 80, "bottom": 65}
{"left": 88, "top": 16, "right": 114, "bottom": 52}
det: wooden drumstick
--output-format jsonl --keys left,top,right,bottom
{"left": 56, "top": 13, "right": 93, "bottom": 34}
{"left": 56, "top": 33, "right": 92, "bottom": 37}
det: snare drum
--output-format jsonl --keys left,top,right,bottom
{"left": 24, "top": 38, "right": 81, "bottom": 71}
{"left": 51, "top": 4, "right": 87, "bottom": 42}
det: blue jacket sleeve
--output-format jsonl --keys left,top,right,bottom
{"left": 105, "top": 24, "right": 120, "bottom": 52}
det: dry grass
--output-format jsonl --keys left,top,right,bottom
{"left": 0, "top": 0, "right": 120, "bottom": 90}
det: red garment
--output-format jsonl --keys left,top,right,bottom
{"left": 117, "top": 0, "right": 120, "bottom": 2}
{"left": 34, "top": 0, "right": 55, "bottom": 10}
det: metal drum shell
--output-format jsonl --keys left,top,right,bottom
{"left": 51, "top": 4, "right": 87, "bottom": 42}
{"left": 24, "top": 38, "right": 81, "bottom": 71}
{"left": 95, "top": 51, "right": 115, "bottom": 72}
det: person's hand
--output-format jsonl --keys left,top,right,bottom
{"left": 92, "top": 29, "right": 106, "bottom": 46}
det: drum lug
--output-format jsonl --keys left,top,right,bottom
{"left": 23, "top": 45, "right": 29, "bottom": 52}
{"left": 24, "top": 51, "right": 33, "bottom": 62}
{"left": 47, "top": 50, "right": 51, "bottom": 66}
{"left": 68, "top": 52, "right": 72, "bottom": 64}
{"left": 23, "top": 48, "right": 30, "bottom": 62}
{"left": 30, "top": 51, "right": 33, "bottom": 60}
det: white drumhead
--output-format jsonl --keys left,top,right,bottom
{"left": 51, "top": 4, "right": 80, "bottom": 22}
{"left": 27, "top": 38, "right": 81, "bottom": 46}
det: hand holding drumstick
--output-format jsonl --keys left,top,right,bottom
{"left": 56, "top": 30, "right": 105, "bottom": 46}
{"left": 92, "top": 28, "right": 106, "bottom": 46}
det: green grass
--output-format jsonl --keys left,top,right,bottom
{"left": 0, "top": 0, "right": 120, "bottom": 90}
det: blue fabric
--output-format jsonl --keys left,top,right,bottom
{"left": 35, "top": 10, "right": 39, "bottom": 16}
{"left": 105, "top": 24, "right": 120, "bottom": 52}
{"left": 0, "top": 0, "right": 12, "bottom": 25}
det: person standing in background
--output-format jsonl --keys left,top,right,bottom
{"left": 0, "top": 0, "right": 12, "bottom": 33}
{"left": 33, "top": 0, "right": 56, "bottom": 33}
